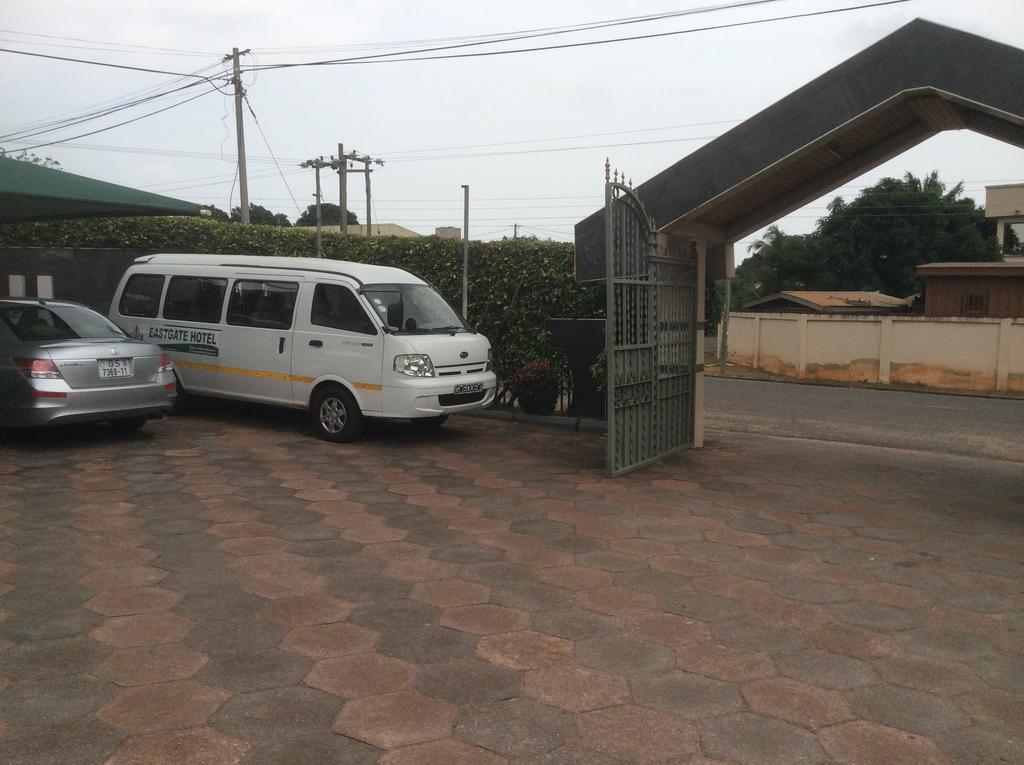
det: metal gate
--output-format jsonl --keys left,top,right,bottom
{"left": 605, "top": 181, "right": 697, "bottom": 476}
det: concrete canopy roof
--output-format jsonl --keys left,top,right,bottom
{"left": 575, "top": 19, "right": 1024, "bottom": 282}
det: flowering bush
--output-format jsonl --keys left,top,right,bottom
{"left": 512, "top": 359, "right": 560, "bottom": 415}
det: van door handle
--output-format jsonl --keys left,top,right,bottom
{"left": 278, "top": 337, "right": 285, "bottom": 354}
{"left": 309, "top": 340, "right": 323, "bottom": 348}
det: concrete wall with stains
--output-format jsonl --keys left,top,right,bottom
{"left": 725, "top": 312, "right": 1023, "bottom": 394}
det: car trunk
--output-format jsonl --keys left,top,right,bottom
{"left": 42, "top": 339, "right": 161, "bottom": 389}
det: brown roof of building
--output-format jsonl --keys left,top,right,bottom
{"left": 917, "top": 261, "right": 1024, "bottom": 276}
{"left": 742, "top": 291, "right": 915, "bottom": 311}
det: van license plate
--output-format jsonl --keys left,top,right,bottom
{"left": 454, "top": 383, "right": 483, "bottom": 394}
{"left": 99, "top": 359, "right": 132, "bottom": 378}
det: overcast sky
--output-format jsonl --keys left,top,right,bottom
{"left": 3, "top": 0, "right": 1022, "bottom": 258}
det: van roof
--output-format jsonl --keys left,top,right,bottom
{"left": 134, "top": 254, "right": 425, "bottom": 286}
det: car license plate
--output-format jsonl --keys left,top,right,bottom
{"left": 454, "top": 382, "right": 483, "bottom": 394}
{"left": 98, "top": 358, "right": 132, "bottom": 379}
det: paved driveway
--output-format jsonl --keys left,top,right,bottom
{"left": 1, "top": 405, "right": 1022, "bottom": 764}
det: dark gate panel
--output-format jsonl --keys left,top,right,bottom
{"left": 605, "top": 183, "right": 696, "bottom": 476}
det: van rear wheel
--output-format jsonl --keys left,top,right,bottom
{"left": 312, "top": 385, "right": 364, "bottom": 443}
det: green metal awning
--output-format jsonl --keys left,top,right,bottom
{"left": 0, "top": 156, "right": 201, "bottom": 223}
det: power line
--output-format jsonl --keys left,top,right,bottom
{"left": 252, "top": 0, "right": 791, "bottom": 66}
{"left": 243, "top": 94, "right": 300, "bottom": 214}
{"left": 0, "top": 28, "right": 217, "bottom": 56}
{"left": 245, "top": 1, "right": 912, "bottom": 72}
{"left": 13, "top": 86, "right": 221, "bottom": 152}
{"left": 0, "top": 46, "right": 224, "bottom": 79}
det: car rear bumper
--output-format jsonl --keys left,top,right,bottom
{"left": 0, "top": 378, "right": 176, "bottom": 427}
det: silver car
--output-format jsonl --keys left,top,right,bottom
{"left": 0, "top": 299, "right": 176, "bottom": 430}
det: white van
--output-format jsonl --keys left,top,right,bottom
{"left": 109, "top": 254, "right": 496, "bottom": 441}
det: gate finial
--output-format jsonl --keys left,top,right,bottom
{"left": 604, "top": 157, "right": 611, "bottom": 183}
{"left": 613, "top": 169, "right": 619, "bottom": 183}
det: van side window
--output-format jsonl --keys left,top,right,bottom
{"left": 228, "top": 280, "right": 299, "bottom": 329}
{"left": 119, "top": 274, "right": 165, "bottom": 318}
{"left": 311, "top": 283, "right": 377, "bottom": 335}
{"left": 163, "top": 276, "right": 227, "bottom": 323}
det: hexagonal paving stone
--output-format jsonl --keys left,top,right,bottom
{"left": 0, "top": 717, "right": 122, "bottom": 765}
{"left": 440, "top": 604, "right": 529, "bottom": 635}
{"left": 379, "top": 738, "right": 506, "bottom": 765}
{"left": 261, "top": 593, "right": 354, "bottom": 627}
{"left": 818, "top": 720, "right": 949, "bottom": 765}
{"left": 522, "top": 664, "right": 629, "bottom": 712}
{"left": 742, "top": 677, "right": 852, "bottom": 730}
{"left": 409, "top": 579, "right": 491, "bottom": 608}
{"left": 243, "top": 733, "right": 379, "bottom": 765}
{"left": 632, "top": 671, "right": 744, "bottom": 718}
{"left": 84, "top": 587, "right": 183, "bottom": 617}
{"left": 846, "top": 683, "right": 970, "bottom": 736}
{"left": 577, "top": 704, "right": 699, "bottom": 764}
{"left": 454, "top": 697, "right": 573, "bottom": 758}
{"left": 698, "top": 712, "right": 826, "bottom": 764}
{"left": 576, "top": 586, "right": 659, "bottom": 617}
{"left": 104, "top": 727, "right": 251, "bottom": 765}
{"left": 186, "top": 616, "right": 287, "bottom": 656}
{"left": 210, "top": 686, "right": 343, "bottom": 740}
{"left": 97, "top": 680, "right": 230, "bottom": 733}
{"left": 197, "top": 649, "right": 312, "bottom": 694}
{"left": 335, "top": 690, "right": 457, "bottom": 749}
{"left": 280, "top": 622, "right": 378, "bottom": 659}
{"left": 306, "top": 653, "right": 416, "bottom": 698}
{"left": 90, "top": 612, "right": 195, "bottom": 648}
{"left": 93, "top": 642, "right": 209, "bottom": 686}
{"left": 476, "top": 630, "right": 573, "bottom": 670}
{"left": 377, "top": 625, "right": 479, "bottom": 664}
{"left": 0, "top": 674, "right": 117, "bottom": 731}
{"left": 774, "top": 648, "right": 879, "bottom": 690}
{"left": 350, "top": 599, "right": 440, "bottom": 631}
{"left": 576, "top": 636, "right": 674, "bottom": 674}
{"left": 414, "top": 657, "right": 520, "bottom": 704}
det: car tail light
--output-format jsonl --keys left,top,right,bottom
{"left": 12, "top": 357, "right": 62, "bottom": 379}
{"left": 158, "top": 353, "right": 174, "bottom": 373}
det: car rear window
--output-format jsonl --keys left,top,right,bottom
{"left": 0, "top": 304, "right": 126, "bottom": 342}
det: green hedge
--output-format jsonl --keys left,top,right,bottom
{"left": 0, "top": 217, "right": 604, "bottom": 378}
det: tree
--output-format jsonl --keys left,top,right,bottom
{"left": 231, "top": 203, "right": 291, "bottom": 227}
{"left": 733, "top": 171, "right": 1002, "bottom": 304}
{"left": 201, "top": 204, "right": 230, "bottom": 221}
{"left": 0, "top": 147, "right": 62, "bottom": 170}
{"left": 295, "top": 203, "right": 358, "bottom": 227}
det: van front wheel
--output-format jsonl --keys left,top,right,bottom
{"left": 312, "top": 385, "right": 364, "bottom": 443}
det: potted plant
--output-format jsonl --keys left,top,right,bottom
{"left": 512, "top": 359, "right": 560, "bottom": 416}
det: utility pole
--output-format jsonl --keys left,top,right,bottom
{"left": 329, "top": 148, "right": 384, "bottom": 237}
{"left": 364, "top": 157, "right": 372, "bottom": 237}
{"left": 461, "top": 184, "right": 470, "bottom": 318}
{"left": 337, "top": 143, "right": 347, "bottom": 234}
{"left": 300, "top": 157, "right": 331, "bottom": 257}
{"left": 719, "top": 278, "right": 731, "bottom": 374}
{"left": 228, "top": 47, "right": 251, "bottom": 223}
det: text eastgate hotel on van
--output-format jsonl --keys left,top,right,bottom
{"left": 146, "top": 325, "right": 220, "bottom": 357}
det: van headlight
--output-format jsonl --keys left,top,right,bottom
{"left": 486, "top": 348, "right": 494, "bottom": 372}
{"left": 394, "top": 354, "right": 435, "bottom": 377}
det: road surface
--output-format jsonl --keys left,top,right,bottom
{"left": 704, "top": 377, "right": 1024, "bottom": 462}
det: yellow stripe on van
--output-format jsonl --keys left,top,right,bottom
{"left": 353, "top": 383, "right": 382, "bottom": 391}
{"left": 175, "top": 360, "right": 315, "bottom": 384}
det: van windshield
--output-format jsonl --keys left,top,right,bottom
{"left": 362, "top": 284, "right": 469, "bottom": 334}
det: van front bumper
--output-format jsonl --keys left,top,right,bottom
{"left": 382, "top": 372, "right": 497, "bottom": 418}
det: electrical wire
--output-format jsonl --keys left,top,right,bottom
{"left": 243, "top": 94, "right": 301, "bottom": 214}
{"left": 0, "top": 28, "right": 218, "bottom": 56}
{"left": 13, "top": 86, "right": 221, "bottom": 152}
{"left": 0, "top": 45, "right": 224, "bottom": 79}
{"left": 245, "top": 1, "right": 912, "bottom": 72}
{"left": 253, "top": 1, "right": 790, "bottom": 56}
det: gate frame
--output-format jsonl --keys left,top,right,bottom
{"left": 604, "top": 181, "right": 698, "bottom": 477}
